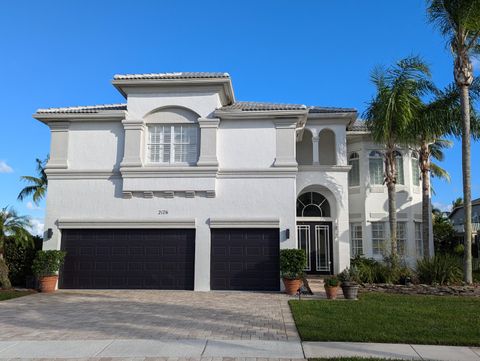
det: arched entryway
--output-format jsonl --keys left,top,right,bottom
{"left": 296, "top": 191, "right": 334, "bottom": 274}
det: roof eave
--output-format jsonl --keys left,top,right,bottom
{"left": 112, "top": 78, "right": 235, "bottom": 105}
{"left": 33, "top": 111, "right": 127, "bottom": 124}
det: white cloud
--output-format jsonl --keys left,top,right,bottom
{"left": 28, "top": 218, "right": 44, "bottom": 237}
{"left": 26, "top": 202, "right": 42, "bottom": 211}
{"left": 0, "top": 160, "right": 13, "bottom": 173}
{"left": 432, "top": 202, "right": 452, "bottom": 212}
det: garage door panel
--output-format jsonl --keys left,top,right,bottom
{"left": 60, "top": 229, "right": 195, "bottom": 290}
{"left": 211, "top": 228, "right": 279, "bottom": 291}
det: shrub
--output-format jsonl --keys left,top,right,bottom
{"left": 324, "top": 276, "right": 340, "bottom": 288}
{"left": 4, "top": 236, "right": 42, "bottom": 287}
{"left": 416, "top": 255, "right": 463, "bottom": 285}
{"left": 280, "top": 249, "right": 306, "bottom": 280}
{"left": 351, "top": 255, "right": 412, "bottom": 284}
{"left": 338, "top": 266, "right": 360, "bottom": 284}
{"left": 32, "top": 250, "right": 66, "bottom": 278}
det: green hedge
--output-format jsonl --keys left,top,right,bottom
{"left": 5, "top": 236, "right": 42, "bottom": 287}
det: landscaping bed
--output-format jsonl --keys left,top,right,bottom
{"left": 359, "top": 283, "right": 480, "bottom": 297}
{"left": 0, "top": 289, "right": 36, "bottom": 301}
{"left": 290, "top": 293, "right": 480, "bottom": 346}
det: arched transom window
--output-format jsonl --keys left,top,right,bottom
{"left": 296, "top": 192, "right": 331, "bottom": 217}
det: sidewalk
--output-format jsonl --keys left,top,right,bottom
{"left": 1, "top": 339, "right": 480, "bottom": 361}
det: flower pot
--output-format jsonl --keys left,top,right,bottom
{"left": 283, "top": 278, "right": 302, "bottom": 295}
{"left": 341, "top": 282, "right": 359, "bottom": 300}
{"left": 39, "top": 275, "right": 58, "bottom": 293}
{"left": 324, "top": 285, "right": 339, "bottom": 299}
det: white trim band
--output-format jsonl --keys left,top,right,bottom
{"left": 209, "top": 218, "right": 280, "bottom": 228}
{"left": 57, "top": 219, "right": 196, "bottom": 229}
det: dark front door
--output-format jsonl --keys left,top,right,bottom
{"left": 210, "top": 228, "right": 280, "bottom": 291}
{"left": 60, "top": 229, "right": 195, "bottom": 290}
{"left": 297, "top": 222, "right": 333, "bottom": 274}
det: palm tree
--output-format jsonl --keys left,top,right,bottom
{"left": 365, "top": 56, "right": 432, "bottom": 264}
{"left": 452, "top": 197, "right": 463, "bottom": 208}
{"left": 17, "top": 157, "right": 48, "bottom": 206}
{"left": 419, "top": 139, "right": 452, "bottom": 257}
{"left": 427, "top": 0, "right": 480, "bottom": 283}
{"left": 0, "top": 207, "right": 32, "bottom": 289}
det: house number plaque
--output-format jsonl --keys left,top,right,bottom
{"left": 158, "top": 210, "right": 169, "bottom": 215}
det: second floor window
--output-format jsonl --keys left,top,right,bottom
{"left": 348, "top": 152, "right": 360, "bottom": 187}
{"left": 411, "top": 151, "right": 420, "bottom": 186}
{"left": 394, "top": 151, "right": 404, "bottom": 185}
{"left": 148, "top": 124, "right": 199, "bottom": 165}
{"left": 369, "top": 151, "right": 384, "bottom": 185}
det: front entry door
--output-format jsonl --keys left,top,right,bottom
{"left": 297, "top": 222, "right": 333, "bottom": 274}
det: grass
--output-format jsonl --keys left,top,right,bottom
{"left": 290, "top": 293, "right": 480, "bottom": 346}
{"left": 0, "top": 290, "right": 35, "bottom": 301}
{"left": 311, "top": 359, "right": 405, "bottom": 361}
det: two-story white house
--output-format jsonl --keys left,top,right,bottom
{"left": 34, "top": 72, "right": 431, "bottom": 291}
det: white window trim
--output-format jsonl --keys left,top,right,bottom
{"left": 146, "top": 124, "right": 199, "bottom": 166}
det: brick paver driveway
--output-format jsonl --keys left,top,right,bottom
{"left": 0, "top": 290, "right": 299, "bottom": 341}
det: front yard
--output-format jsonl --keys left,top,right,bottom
{"left": 290, "top": 293, "right": 480, "bottom": 346}
{"left": 0, "top": 290, "right": 35, "bottom": 301}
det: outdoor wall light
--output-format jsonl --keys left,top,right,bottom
{"left": 285, "top": 228, "right": 290, "bottom": 239}
{"left": 46, "top": 228, "right": 53, "bottom": 239}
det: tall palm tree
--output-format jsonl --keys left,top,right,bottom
{"left": 365, "top": 56, "right": 433, "bottom": 264}
{"left": 0, "top": 207, "right": 32, "bottom": 289}
{"left": 419, "top": 139, "right": 452, "bottom": 256}
{"left": 17, "top": 157, "right": 48, "bottom": 206}
{"left": 427, "top": 0, "right": 480, "bottom": 283}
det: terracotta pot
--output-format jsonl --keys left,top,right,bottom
{"left": 283, "top": 278, "right": 302, "bottom": 295}
{"left": 39, "top": 275, "right": 58, "bottom": 293}
{"left": 324, "top": 285, "right": 339, "bottom": 299}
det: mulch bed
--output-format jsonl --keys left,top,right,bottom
{"left": 359, "top": 283, "right": 480, "bottom": 297}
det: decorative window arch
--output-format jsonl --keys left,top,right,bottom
{"left": 369, "top": 151, "right": 384, "bottom": 185}
{"left": 411, "top": 151, "right": 420, "bottom": 186}
{"left": 394, "top": 150, "right": 404, "bottom": 185}
{"left": 296, "top": 192, "right": 331, "bottom": 217}
{"left": 348, "top": 152, "right": 360, "bottom": 187}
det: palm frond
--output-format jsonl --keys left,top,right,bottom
{"left": 431, "top": 162, "right": 451, "bottom": 182}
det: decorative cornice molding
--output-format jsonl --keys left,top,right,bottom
{"left": 217, "top": 168, "right": 297, "bottom": 178}
{"left": 45, "top": 169, "right": 121, "bottom": 180}
{"left": 298, "top": 165, "right": 351, "bottom": 172}
{"left": 57, "top": 218, "right": 196, "bottom": 229}
{"left": 120, "top": 166, "right": 218, "bottom": 178}
{"left": 34, "top": 111, "right": 126, "bottom": 124}
{"left": 197, "top": 117, "right": 220, "bottom": 128}
{"left": 209, "top": 217, "right": 280, "bottom": 228}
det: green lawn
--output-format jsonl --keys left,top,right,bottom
{"left": 0, "top": 290, "right": 35, "bottom": 301}
{"left": 311, "top": 359, "right": 404, "bottom": 361}
{"left": 290, "top": 293, "right": 480, "bottom": 346}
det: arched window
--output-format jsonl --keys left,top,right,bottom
{"left": 394, "top": 151, "right": 404, "bottom": 185}
{"left": 411, "top": 151, "right": 420, "bottom": 186}
{"left": 369, "top": 151, "right": 384, "bottom": 185}
{"left": 296, "top": 192, "right": 331, "bottom": 217}
{"left": 348, "top": 152, "right": 360, "bottom": 187}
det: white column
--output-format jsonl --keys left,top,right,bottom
{"left": 197, "top": 117, "right": 220, "bottom": 166}
{"left": 273, "top": 118, "right": 298, "bottom": 167}
{"left": 312, "top": 136, "right": 320, "bottom": 165}
{"left": 47, "top": 122, "right": 70, "bottom": 169}
{"left": 120, "top": 119, "right": 144, "bottom": 167}
{"left": 194, "top": 221, "right": 211, "bottom": 291}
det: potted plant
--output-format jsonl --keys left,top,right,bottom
{"left": 324, "top": 276, "right": 340, "bottom": 299}
{"left": 280, "top": 249, "right": 307, "bottom": 295}
{"left": 338, "top": 266, "right": 360, "bottom": 300}
{"left": 32, "top": 250, "right": 66, "bottom": 293}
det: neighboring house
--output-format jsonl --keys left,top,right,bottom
{"left": 449, "top": 198, "right": 480, "bottom": 259}
{"left": 34, "top": 72, "right": 429, "bottom": 291}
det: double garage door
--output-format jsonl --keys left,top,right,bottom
{"left": 60, "top": 228, "right": 279, "bottom": 291}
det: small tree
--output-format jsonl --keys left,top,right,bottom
{"left": 0, "top": 207, "right": 32, "bottom": 289}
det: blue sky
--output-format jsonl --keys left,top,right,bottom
{"left": 0, "top": 0, "right": 479, "bottom": 234}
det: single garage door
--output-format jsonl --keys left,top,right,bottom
{"left": 60, "top": 229, "right": 195, "bottom": 290}
{"left": 210, "top": 228, "right": 280, "bottom": 291}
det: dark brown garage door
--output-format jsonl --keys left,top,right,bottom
{"left": 210, "top": 228, "right": 280, "bottom": 291}
{"left": 60, "top": 229, "right": 195, "bottom": 290}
